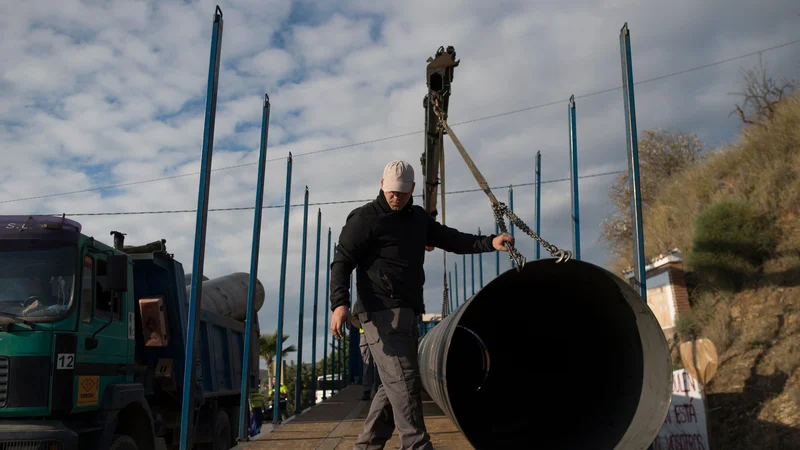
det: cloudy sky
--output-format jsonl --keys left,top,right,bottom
{"left": 2, "top": 0, "right": 798, "bottom": 369}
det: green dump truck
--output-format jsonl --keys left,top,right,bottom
{"left": 0, "top": 215, "right": 262, "bottom": 449}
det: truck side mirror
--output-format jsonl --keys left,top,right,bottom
{"left": 107, "top": 254, "right": 129, "bottom": 293}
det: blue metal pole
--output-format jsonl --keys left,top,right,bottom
{"left": 339, "top": 334, "right": 347, "bottom": 390}
{"left": 620, "top": 23, "right": 647, "bottom": 302}
{"left": 478, "top": 227, "right": 484, "bottom": 288}
{"left": 509, "top": 186, "right": 515, "bottom": 269}
{"left": 179, "top": 7, "right": 223, "bottom": 450}
{"left": 569, "top": 95, "right": 581, "bottom": 260}
{"left": 343, "top": 329, "right": 347, "bottom": 385}
{"left": 462, "top": 255, "right": 466, "bottom": 302}
{"left": 495, "top": 222, "right": 500, "bottom": 276}
{"left": 322, "top": 233, "right": 331, "bottom": 400}
{"left": 349, "top": 322, "right": 360, "bottom": 385}
{"left": 346, "top": 326, "right": 351, "bottom": 385}
{"left": 347, "top": 332, "right": 351, "bottom": 386}
{"left": 272, "top": 153, "right": 293, "bottom": 424}
{"left": 237, "top": 94, "right": 270, "bottom": 441}
{"left": 331, "top": 245, "right": 337, "bottom": 393}
{"left": 621, "top": 24, "right": 651, "bottom": 450}
{"left": 331, "top": 340, "right": 336, "bottom": 393}
{"left": 345, "top": 276, "right": 352, "bottom": 385}
{"left": 470, "top": 253, "right": 475, "bottom": 297}
{"left": 448, "top": 271, "right": 453, "bottom": 312}
{"left": 341, "top": 334, "right": 344, "bottom": 387}
{"left": 508, "top": 186, "right": 515, "bottom": 238}
{"left": 535, "top": 151, "right": 542, "bottom": 260}
{"left": 343, "top": 300, "right": 347, "bottom": 384}
{"left": 294, "top": 186, "right": 310, "bottom": 415}
{"left": 310, "top": 209, "right": 322, "bottom": 399}
{"left": 454, "top": 262, "right": 459, "bottom": 308}
{"left": 334, "top": 337, "right": 338, "bottom": 392}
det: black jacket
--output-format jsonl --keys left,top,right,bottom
{"left": 329, "top": 190, "right": 496, "bottom": 314}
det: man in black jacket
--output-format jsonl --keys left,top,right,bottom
{"left": 329, "top": 160, "right": 513, "bottom": 449}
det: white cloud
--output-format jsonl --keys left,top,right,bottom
{"left": 1, "top": 0, "right": 798, "bottom": 370}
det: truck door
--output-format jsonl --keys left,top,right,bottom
{"left": 73, "top": 253, "right": 131, "bottom": 411}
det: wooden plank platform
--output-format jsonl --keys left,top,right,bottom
{"left": 238, "top": 385, "right": 473, "bottom": 449}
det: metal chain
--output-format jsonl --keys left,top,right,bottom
{"left": 492, "top": 203, "right": 571, "bottom": 267}
{"left": 490, "top": 203, "right": 527, "bottom": 269}
{"left": 441, "top": 275, "right": 450, "bottom": 318}
{"left": 430, "top": 96, "right": 571, "bottom": 270}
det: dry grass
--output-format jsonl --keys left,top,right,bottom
{"left": 618, "top": 92, "right": 800, "bottom": 448}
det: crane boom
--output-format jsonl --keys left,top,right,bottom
{"left": 420, "top": 45, "right": 459, "bottom": 219}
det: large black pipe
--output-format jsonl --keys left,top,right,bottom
{"left": 418, "top": 258, "right": 672, "bottom": 449}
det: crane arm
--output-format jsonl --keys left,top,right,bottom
{"left": 420, "top": 46, "right": 459, "bottom": 220}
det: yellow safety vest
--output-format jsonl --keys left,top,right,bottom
{"left": 269, "top": 384, "right": 288, "bottom": 397}
{"left": 250, "top": 389, "right": 264, "bottom": 407}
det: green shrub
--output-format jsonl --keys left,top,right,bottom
{"left": 687, "top": 198, "right": 778, "bottom": 291}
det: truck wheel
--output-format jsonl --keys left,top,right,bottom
{"left": 213, "top": 410, "right": 232, "bottom": 450}
{"left": 110, "top": 434, "right": 138, "bottom": 450}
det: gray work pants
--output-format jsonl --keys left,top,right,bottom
{"left": 360, "top": 332, "right": 380, "bottom": 395}
{"left": 354, "top": 308, "right": 432, "bottom": 450}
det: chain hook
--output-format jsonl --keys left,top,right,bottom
{"left": 552, "top": 249, "right": 571, "bottom": 264}
{"left": 507, "top": 245, "right": 526, "bottom": 271}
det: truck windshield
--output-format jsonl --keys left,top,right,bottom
{"left": 0, "top": 245, "right": 76, "bottom": 322}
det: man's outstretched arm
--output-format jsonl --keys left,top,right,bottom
{"left": 426, "top": 215, "right": 513, "bottom": 254}
{"left": 330, "top": 208, "right": 370, "bottom": 312}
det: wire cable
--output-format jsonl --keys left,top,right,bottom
{"left": 39, "top": 170, "right": 623, "bottom": 216}
{"left": 2, "top": 37, "right": 798, "bottom": 206}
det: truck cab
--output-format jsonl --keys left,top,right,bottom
{"left": 0, "top": 215, "right": 154, "bottom": 449}
{"left": 0, "top": 215, "right": 259, "bottom": 450}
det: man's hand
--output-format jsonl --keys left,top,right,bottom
{"left": 330, "top": 305, "right": 352, "bottom": 339}
{"left": 492, "top": 232, "right": 515, "bottom": 251}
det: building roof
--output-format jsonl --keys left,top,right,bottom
{"left": 623, "top": 248, "right": 683, "bottom": 280}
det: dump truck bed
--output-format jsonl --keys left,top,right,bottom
{"left": 128, "top": 249, "right": 259, "bottom": 402}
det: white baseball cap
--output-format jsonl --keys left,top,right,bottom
{"left": 382, "top": 160, "right": 415, "bottom": 193}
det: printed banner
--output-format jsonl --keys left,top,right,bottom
{"left": 653, "top": 369, "right": 710, "bottom": 450}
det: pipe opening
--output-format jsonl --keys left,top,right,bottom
{"left": 423, "top": 259, "right": 670, "bottom": 449}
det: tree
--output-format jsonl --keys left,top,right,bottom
{"left": 283, "top": 361, "right": 315, "bottom": 415}
{"left": 259, "top": 330, "right": 296, "bottom": 387}
{"left": 729, "top": 55, "right": 796, "bottom": 127}
{"left": 600, "top": 129, "right": 706, "bottom": 258}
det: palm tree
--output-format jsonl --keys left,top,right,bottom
{"left": 259, "top": 330, "right": 296, "bottom": 388}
